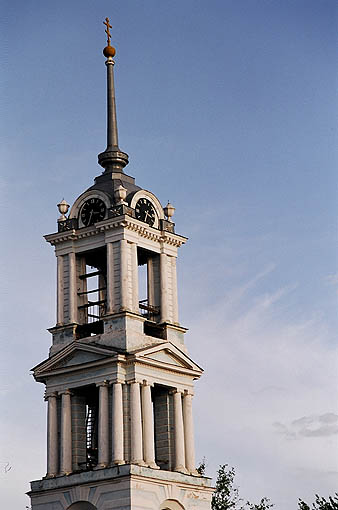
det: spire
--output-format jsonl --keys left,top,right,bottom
{"left": 98, "top": 17, "right": 129, "bottom": 174}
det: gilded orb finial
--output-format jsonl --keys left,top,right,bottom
{"left": 103, "top": 17, "right": 116, "bottom": 58}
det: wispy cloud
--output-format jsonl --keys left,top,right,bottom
{"left": 187, "top": 262, "right": 338, "bottom": 507}
{"left": 273, "top": 413, "right": 338, "bottom": 440}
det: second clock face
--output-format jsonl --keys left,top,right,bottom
{"left": 135, "top": 198, "right": 156, "bottom": 226}
{"left": 80, "top": 197, "right": 106, "bottom": 227}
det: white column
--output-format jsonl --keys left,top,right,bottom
{"left": 160, "top": 252, "right": 169, "bottom": 323}
{"left": 171, "top": 256, "right": 179, "bottom": 324}
{"left": 183, "top": 392, "right": 197, "bottom": 474}
{"left": 68, "top": 252, "right": 77, "bottom": 323}
{"left": 112, "top": 381, "right": 125, "bottom": 464}
{"left": 141, "top": 382, "right": 158, "bottom": 469}
{"left": 106, "top": 242, "right": 115, "bottom": 314}
{"left": 60, "top": 390, "right": 72, "bottom": 475}
{"left": 130, "top": 381, "right": 144, "bottom": 465}
{"left": 56, "top": 256, "right": 64, "bottom": 325}
{"left": 173, "top": 389, "right": 187, "bottom": 473}
{"left": 46, "top": 393, "right": 58, "bottom": 476}
{"left": 131, "top": 242, "right": 139, "bottom": 313}
{"left": 98, "top": 381, "right": 109, "bottom": 467}
{"left": 120, "top": 239, "right": 128, "bottom": 311}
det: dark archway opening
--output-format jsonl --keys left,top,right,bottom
{"left": 67, "top": 502, "right": 97, "bottom": 510}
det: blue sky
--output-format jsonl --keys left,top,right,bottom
{"left": 1, "top": 1, "right": 338, "bottom": 509}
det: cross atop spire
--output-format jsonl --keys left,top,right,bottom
{"left": 98, "top": 17, "right": 129, "bottom": 174}
{"left": 103, "top": 17, "right": 112, "bottom": 46}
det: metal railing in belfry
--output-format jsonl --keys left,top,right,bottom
{"left": 139, "top": 299, "right": 160, "bottom": 321}
{"left": 78, "top": 298, "right": 106, "bottom": 323}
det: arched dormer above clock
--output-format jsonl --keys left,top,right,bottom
{"left": 128, "top": 189, "right": 164, "bottom": 229}
{"left": 69, "top": 190, "right": 111, "bottom": 228}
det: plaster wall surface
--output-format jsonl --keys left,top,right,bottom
{"left": 29, "top": 465, "right": 213, "bottom": 510}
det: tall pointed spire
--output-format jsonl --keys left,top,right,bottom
{"left": 98, "top": 17, "right": 129, "bottom": 173}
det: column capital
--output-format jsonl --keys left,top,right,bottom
{"left": 59, "top": 388, "right": 72, "bottom": 396}
{"left": 44, "top": 391, "right": 58, "bottom": 401}
{"left": 142, "top": 379, "right": 154, "bottom": 387}
{"left": 112, "top": 378, "right": 125, "bottom": 385}
{"left": 96, "top": 379, "right": 110, "bottom": 388}
{"left": 183, "top": 389, "right": 194, "bottom": 397}
{"left": 127, "top": 379, "right": 142, "bottom": 385}
{"left": 170, "top": 387, "right": 184, "bottom": 395}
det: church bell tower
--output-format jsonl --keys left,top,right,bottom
{"left": 28, "top": 19, "right": 213, "bottom": 510}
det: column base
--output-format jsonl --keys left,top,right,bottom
{"left": 95, "top": 463, "right": 109, "bottom": 470}
{"left": 131, "top": 460, "right": 147, "bottom": 467}
{"left": 112, "top": 460, "right": 126, "bottom": 465}
{"left": 147, "top": 462, "right": 160, "bottom": 470}
{"left": 189, "top": 469, "right": 200, "bottom": 476}
{"left": 174, "top": 466, "right": 189, "bottom": 474}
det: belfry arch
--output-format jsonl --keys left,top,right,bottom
{"left": 67, "top": 503, "right": 97, "bottom": 510}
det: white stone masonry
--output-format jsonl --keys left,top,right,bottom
{"left": 98, "top": 381, "right": 110, "bottom": 467}
{"left": 112, "top": 381, "right": 125, "bottom": 464}
{"left": 60, "top": 390, "right": 72, "bottom": 475}
{"left": 46, "top": 393, "right": 58, "bottom": 477}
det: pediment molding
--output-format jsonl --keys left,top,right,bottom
{"left": 33, "top": 342, "right": 120, "bottom": 378}
{"left": 130, "top": 342, "right": 203, "bottom": 376}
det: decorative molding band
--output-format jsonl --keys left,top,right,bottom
{"left": 45, "top": 216, "right": 186, "bottom": 247}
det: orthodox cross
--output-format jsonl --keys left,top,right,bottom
{"left": 103, "top": 17, "right": 112, "bottom": 46}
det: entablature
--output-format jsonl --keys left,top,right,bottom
{"left": 45, "top": 215, "right": 187, "bottom": 256}
{"left": 33, "top": 340, "right": 202, "bottom": 395}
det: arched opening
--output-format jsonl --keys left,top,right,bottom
{"left": 160, "top": 499, "right": 185, "bottom": 510}
{"left": 67, "top": 502, "right": 97, "bottom": 510}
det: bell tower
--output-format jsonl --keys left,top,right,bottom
{"left": 28, "top": 19, "right": 213, "bottom": 510}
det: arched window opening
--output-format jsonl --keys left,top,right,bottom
{"left": 160, "top": 499, "right": 185, "bottom": 510}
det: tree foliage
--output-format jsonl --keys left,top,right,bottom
{"left": 298, "top": 494, "right": 338, "bottom": 510}
{"left": 210, "top": 461, "right": 336, "bottom": 510}
{"left": 211, "top": 464, "right": 273, "bottom": 510}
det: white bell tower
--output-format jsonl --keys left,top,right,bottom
{"left": 28, "top": 18, "right": 213, "bottom": 510}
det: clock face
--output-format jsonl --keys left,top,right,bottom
{"left": 135, "top": 198, "right": 156, "bottom": 226}
{"left": 80, "top": 198, "right": 106, "bottom": 227}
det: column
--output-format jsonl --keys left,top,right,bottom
{"left": 56, "top": 256, "right": 64, "bottom": 325}
{"left": 173, "top": 389, "right": 187, "bottom": 473}
{"left": 131, "top": 242, "right": 139, "bottom": 313}
{"left": 160, "top": 252, "right": 169, "bottom": 323}
{"left": 106, "top": 242, "right": 115, "bottom": 314}
{"left": 141, "top": 382, "right": 158, "bottom": 469}
{"left": 120, "top": 239, "right": 128, "bottom": 311}
{"left": 112, "top": 381, "right": 125, "bottom": 464}
{"left": 46, "top": 393, "right": 58, "bottom": 476}
{"left": 130, "top": 381, "right": 144, "bottom": 465}
{"left": 171, "top": 256, "right": 179, "bottom": 324}
{"left": 60, "top": 390, "right": 72, "bottom": 475}
{"left": 183, "top": 392, "right": 197, "bottom": 474}
{"left": 98, "top": 381, "right": 109, "bottom": 467}
{"left": 68, "top": 252, "right": 77, "bottom": 323}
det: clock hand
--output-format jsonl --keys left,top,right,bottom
{"left": 144, "top": 210, "right": 149, "bottom": 221}
{"left": 88, "top": 209, "right": 93, "bottom": 224}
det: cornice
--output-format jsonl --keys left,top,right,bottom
{"left": 44, "top": 215, "right": 187, "bottom": 247}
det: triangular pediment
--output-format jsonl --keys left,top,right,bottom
{"left": 132, "top": 342, "right": 203, "bottom": 374}
{"left": 144, "top": 350, "right": 183, "bottom": 366}
{"left": 33, "top": 342, "right": 118, "bottom": 377}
